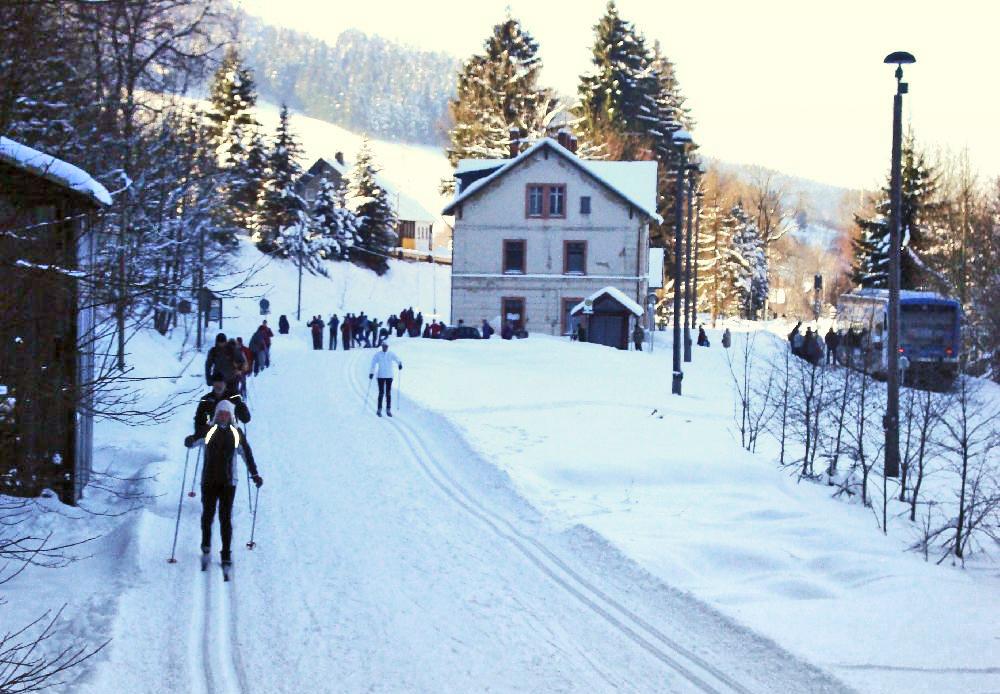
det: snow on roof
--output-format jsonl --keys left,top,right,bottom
{"left": 455, "top": 159, "right": 507, "bottom": 174}
{"left": 571, "top": 286, "right": 644, "bottom": 317}
{"left": 847, "top": 288, "right": 958, "bottom": 304}
{"left": 0, "top": 136, "right": 111, "bottom": 206}
{"left": 444, "top": 138, "right": 662, "bottom": 223}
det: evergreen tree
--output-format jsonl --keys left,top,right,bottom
{"left": 575, "top": 1, "right": 662, "bottom": 160}
{"left": 725, "top": 203, "right": 768, "bottom": 319}
{"left": 445, "top": 13, "right": 558, "bottom": 178}
{"left": 255, "top": 104, "right": 308, "bottom": 255}
{"left": 348, "top": 137, "right": 397, "bottom": 275}
{"left": 312, "top": 176, "right": 360, "bottom": 261}
{"left": 852, "top": 134, "right": 945, "bottom": 289}
{"left": 206, "top": 47, "right": 265, "bottom": 234}
{"left": 695, "top": 199, "right": 733, "bottom": 321}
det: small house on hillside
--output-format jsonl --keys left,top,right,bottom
{"left": 0, "top": 136, "right": 110, "bottom": 504}
{"left": 442, "top": 134, "right": 660, "bottom": 337}
{"left": 298, "top": 152, "right": 436, "bottom": 252}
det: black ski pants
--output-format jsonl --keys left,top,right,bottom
{"left": 377, "top": 377, "right": 393, "bottom": 412}
{"left": 201, "top": 483, "right": 237, "bottom": 557}
{"left": 329, "top": 331, "right": 337, "bottom": 350}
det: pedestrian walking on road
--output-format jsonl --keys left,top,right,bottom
{"left": 721, "top": 328, "right": 732, "bottom": 349}
{"left": 184, "top": 400, "right": 262, "bottom": 570}
{"left": 369, "top": 342, "right": 403, "bottom": 417}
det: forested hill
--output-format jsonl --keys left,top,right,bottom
{"left": 237, "top": 12, "right": 458, "bottom": 145}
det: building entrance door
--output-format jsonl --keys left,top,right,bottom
{"left": 502, "top": 297, "right": 525, "bottom": 330}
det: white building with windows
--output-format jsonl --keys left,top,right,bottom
{"left": 443, "top": 136, "right": 660, "bottom": 344}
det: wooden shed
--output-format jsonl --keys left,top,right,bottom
{"left": 571, "top": 286, "right": 644, "bottom": 350}
{"left": 0, "top": 137, "right": 110, "bottom": 504}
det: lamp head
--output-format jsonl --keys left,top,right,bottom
{"left": 883, "top": 51, "right": 916, "bottom": 66}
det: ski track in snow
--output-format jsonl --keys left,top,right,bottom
{"left": 343, "top": 351, "right": 747, "bottom": 694}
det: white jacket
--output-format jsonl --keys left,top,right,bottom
{"left": 370, "top": 350, "right": 402, "bottom": 379}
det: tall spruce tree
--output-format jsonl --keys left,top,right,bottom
{"left": 852, "top": 134, "right": 945, "bottom": 289}
{"left": 445, "top": 13, "right": 558, "bottom": 176}
{"left": 348, "top": 137, "right": 397, "bottom": 275}
{"left": 256, "top": 104, "right": 308, "bottom": 254}
{"left": 725, "top": 203, "right": 768, "bottom": 319}
{"left": 575, "top": 1, "right": 661, "bottom": 161}
{"left": 696, "top": 199, "right": 732, "bottom": 322}
{"left": 312, "top": 177, "right": 360, "bottom": 261}
{"left": 206, "top": 47, "right": 266, "bottom": 234}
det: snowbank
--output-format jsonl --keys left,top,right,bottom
{"left": 389, "top": 330, "right": 1000, "bottom": 694}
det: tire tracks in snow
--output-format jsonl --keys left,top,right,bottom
{"left": 345, "top": 352, "right": 751, "bottom": 694}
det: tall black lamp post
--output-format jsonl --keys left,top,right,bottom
{"left": 683, "top": 158, "right": 699, "bottom": 362}
{"left": 883, "top": 50, "right": 915, "bottom": 479}
{"left": 671, "top": 129, "right": 692, "bottom": 394}
{"left": 693, "top": 186, "right": 704, "bottom": 340}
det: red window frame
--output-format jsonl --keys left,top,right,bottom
{"left": 524, "top": 184, "right": 567, "bottom": 219}
{"left": 563, "top": 240, "right": 587, "bottom": 275}
{"left": 562, "top": 297, "right": 583, "bottom": 334}
{"left": 502, "top": 239, "right": 526, "bottom": 274}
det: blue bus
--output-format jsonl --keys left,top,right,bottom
{"left": 836, "top": 289, "right": 961, "bottom": 385}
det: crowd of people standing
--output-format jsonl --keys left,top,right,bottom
{"left": 292, "top": 306, "right": 453, "bottom": 351}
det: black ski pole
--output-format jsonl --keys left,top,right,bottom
{"left": 187, "top": 445, "right": 202, "bottom": 497}
{"left": 246, "top": 485, "right": 260, "bottom": 550}
{"left": 168, "top": 447, "right": 191, "bottom": 564}
{"left": 362, "top": 375, "right": 373, "bottom": 413}
{"left": 244, "top": 422, "right": 253, "bottom": 514}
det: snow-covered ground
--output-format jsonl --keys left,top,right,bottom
{"left": 6, "top": 245, "right": 998, "bottom": 693}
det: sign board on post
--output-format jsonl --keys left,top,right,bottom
{"left": 648, "top": 248, "right": 665, "bottom": 289}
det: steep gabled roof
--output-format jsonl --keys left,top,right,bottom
{"left": 443, "top": 138, "right": 661, "bottom": 223}
{"left": 0, "top": 136, "right": 111, "bottom": 206}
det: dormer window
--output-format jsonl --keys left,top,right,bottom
{"left": 525, "top": 184, "right": 566, "bottom": 219}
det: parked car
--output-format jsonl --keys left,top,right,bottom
{"left": 443, "top": 325, "right": 481, "bottom": 341}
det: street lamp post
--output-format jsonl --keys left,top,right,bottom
{"left": 683, "top": 160, "right": 697, "bottom": 362}
{"left": 693, "top": 187, "right": 703, "bottom": 340}
{"left": 671, "top": 129, "right": 692, "bottom": 395}
{"left": 883, "top": 50, "right": 915, "bottom": 479}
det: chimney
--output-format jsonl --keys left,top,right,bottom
{"left": 509, "top": 126, "right": 521, "bottom": 158}
{"left": 556, "top": 129, "right": 570, "bottom": 150}
{"left": 334, "top": 151, "right": 345, "bottom": 166}
{"left": 568, "top": 135, "right": 578, "bottom": 154}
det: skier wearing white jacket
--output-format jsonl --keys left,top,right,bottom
{"left": 369, "top": 342, "right": 403, "bottom": 417}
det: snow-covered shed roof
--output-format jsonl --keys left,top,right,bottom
{"left": 0, "top": 136, "right": 111, "bottom": 206}
{"left": 443, "top": 138, "right": 662, "bottom": 223}
{"left": 571, "top": 286, "right": 644, "bottom": 317}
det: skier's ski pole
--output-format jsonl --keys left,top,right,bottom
{"left": 362, "top": 375, "right": 373, "bottom": 413}
{"left": 396, "top": 368, "right": 402, "bottom": 413}
{"left": 168, "top": 447, "right": 191, "bottom": 564}
{"left": 187, "top": 446, "right": 202, "bottom": 497}
{"left": 246, "top": 485, "right": 260, "bottom": 550}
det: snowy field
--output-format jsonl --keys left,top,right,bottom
{"left": 5, "top": 245, "right": 998, "bottom": 693}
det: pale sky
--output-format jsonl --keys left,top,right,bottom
{"left": 239, "top": 0, "right": 999, "bottom": 191}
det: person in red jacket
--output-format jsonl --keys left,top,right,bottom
{"left": 258, "top": 320, "right": 274, "bottom": 367}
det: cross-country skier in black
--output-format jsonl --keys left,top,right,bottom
{"left": 184, "top": 400, "right": 262, "bottom": 576}
{"left": 369, "top": 341, "right": 402, "bottom": 417}
{"left": 190, "top": 372, "right": 251, "bottom": 438}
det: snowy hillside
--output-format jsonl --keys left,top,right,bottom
{"left": 253, "top": 101, "right": 453, "bottom": 226}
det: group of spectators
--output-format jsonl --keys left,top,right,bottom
{"left": 204, "top": 320, "right": 274, "bottom": 396}
{"left": 788, "top": 322, "right": 867, "bottom": 366}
